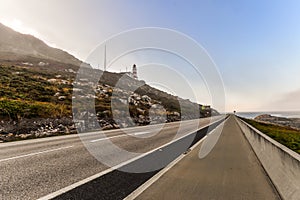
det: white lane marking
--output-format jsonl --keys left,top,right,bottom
{"left": 37, "top": 167, "right": 114, "bottom": 200}
{"left": 124, "top": 120, "right": 227, "bottom": 200}
{"left": 131, "top": 131, "right": 150, "bottom": 136}
{"left": 38, "top": 117, "right": 225, "bottom": 200}
{"left": 88, "top": 117, "right": 222, "bottom": 144}
{"left": 90, "top": 135, "right": 125, "bottom": 143}
{"left": 124, "top": 137, "right": 209, "bottom": 200}
{"left": 0, "top": 116, "right": 224, "bottom": 148}
{"left": 90, "top": 131, "right": 151, "bottom": 143}
{"left": 0, "top": 146, "right": 73, "bottom": 163}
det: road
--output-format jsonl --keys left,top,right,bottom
{"left": 0, "top": 116, "right": 223, "bottom": 200}
{"left": 135, "top": 115, "right": 281, "bottom": 200}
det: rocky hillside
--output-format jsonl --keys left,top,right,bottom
{"left": 0, "top": 63, "right": 217, "bottom": 142}
{"left": 0, "top": 24, "right": 218, "bottom": 142}
{"left": 254, "top": 114, "right": 300, "bottom": 130}
{"left": 0, "top": 23, "right": 89, "bottom": 68}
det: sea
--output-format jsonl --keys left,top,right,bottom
{"left": 235, "top": 111, "right": 300, "bottom": 119}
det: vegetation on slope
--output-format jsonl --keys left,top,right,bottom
{"left": 0, "top": 98, "right": 70, "bottom": 120}
{"left": 242, "top": 118, "right": 300, "bottom": 154}
{"left": 0, "top": 61, "right": 216, "bottom": 142}
{"left": 0, "top": 64, "right": 72, "bottom": 120}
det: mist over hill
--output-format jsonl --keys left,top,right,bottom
{"left": 0, "top": 23, "right": 88, "bottom": 67}
{"left": 0, "top": 23, "right": 218, "bottom": 142}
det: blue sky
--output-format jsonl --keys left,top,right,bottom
{"left": 1, "top": 0, "right": 300, "bottom": 112}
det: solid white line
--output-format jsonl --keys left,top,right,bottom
{"left": 37, "top": 167, "right": 114, "bottom": 200}
{"left": 124, "top": 137, "right": 209, "bottom": 200}
{"left": 0, "top": 116, "right": 223, "bottom": 148}
{"left": 124, "top": 120, "right": 227, "bottom": 200}
{"left": 0, "top": 146, "right": 73, "bottom": 162}
{"left": 38, "top": 117, "right": 225, "bottom": 200}
{"left": 37, "top": 167, "right": 115, "bottom": 200}
{"left": 124, "top": 154, "right": 189, "bottom": 200}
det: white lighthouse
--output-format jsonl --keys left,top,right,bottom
{"left": 132, "top": 64, "right": 137, "bottom": 79}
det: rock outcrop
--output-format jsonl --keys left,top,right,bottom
{"left": 0, "top": 23, "right": 219, "bottom": 142}
{"left": 254, "top": 114, "right": 300, "bottom": 130}
{"left": 0, "top": 118, "right": 76, "bottom": 142}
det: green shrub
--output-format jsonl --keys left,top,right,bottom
{"left": 242, "top": 118, "right": 300, "bottom": 154}
{"left": 0, "top": 98, "right": 71, "bottom": 120}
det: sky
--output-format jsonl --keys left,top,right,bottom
{"left": 0, "top": 0, "right": 300, "bottom": 112}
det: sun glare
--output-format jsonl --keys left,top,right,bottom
{"left": 0, "top": 18, "right": 57, "bottom": 48}
{"left": 1, "top": 18, "right": 40, "bottom": 37}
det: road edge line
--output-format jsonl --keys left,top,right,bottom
{"left": 38, "top": 116, "right": 225, "bottom": 200}
{"left": 124, "top": 118, "right": 227, "bottom": 200}
{"left": 37, "top": 168, "right": 114, "bottom": 200}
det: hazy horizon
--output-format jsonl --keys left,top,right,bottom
{"left": 1, "top": 0, "right": 300, "bottom": 112}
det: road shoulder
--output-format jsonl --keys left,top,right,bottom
{"left": 134, "top": 116, "right": 280, "bottom": 200}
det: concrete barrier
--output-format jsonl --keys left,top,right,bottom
{"left": 235, "top": 117, "right": 300, "bottom": 200}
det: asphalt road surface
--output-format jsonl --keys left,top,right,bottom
{"left": 136, "top": 115, "right": 281, "bottom": 200}
{"left": 0, "top": 116, "right": 223, "bottom": 200}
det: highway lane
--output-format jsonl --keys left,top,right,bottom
{"left": 135, "top": 115, "right": 280, "bottom": 200}
{"left": 0, "top": 116, "right": 224, "bottom": 200}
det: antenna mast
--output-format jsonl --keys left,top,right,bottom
{"left": 104, "top": 44, "right": 107, "bottom": 71}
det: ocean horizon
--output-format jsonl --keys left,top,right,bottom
{"left": 235, "top": 111, "right": 300, "bottom": 119}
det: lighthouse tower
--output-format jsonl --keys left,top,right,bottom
{"left": 132, "top": 64, "right": 138, "bottom": 79}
